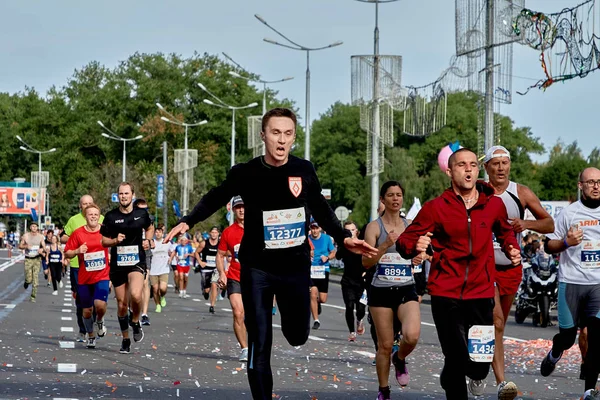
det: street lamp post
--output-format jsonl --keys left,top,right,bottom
{"left": 156, "top": 103, "right": 207, "bottom": 217}
{"left": 254, "top": 14, "right": 343, "bottom": 161}
{"left": 222, "top": 52, "right": 294, "bottom": 116}
{"left": 97, "top": 121, "right": 143, "bottom": 182}
{"left": 15, "top": 135, "right": 56, "bottom": 226}
{"left": 197, "top": 83, "right": 258, "bottom": 168}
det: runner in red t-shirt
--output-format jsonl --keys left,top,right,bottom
{"left": 64, "top": 204, "right": 110, "bottom": 349}
{"left": 216, "top": 196, "right": 248, "bottom": 362}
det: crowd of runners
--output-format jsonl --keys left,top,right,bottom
{"left": 11, "top": 108, "right": 600, "bottom": 399}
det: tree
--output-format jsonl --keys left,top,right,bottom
{"left": 538, "top": 140, "right": 588, "bottom": 201}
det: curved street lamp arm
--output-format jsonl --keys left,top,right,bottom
{"left": 263, "top": 38, "right": 304, "bottom": 51}
{"left": 222, "top": 52, "right": 247, "bottom": 72}
{"left": 255, "top": 14, "right": 305, "bottom": 50}
{"left": 203, "top": 99, "right": 232, "bottom": 109}
{"left": 197, "top": 83, "right": 230, "bottom": 107}
{"left": 156, "top": 103, "right": 183, "bottom": 124}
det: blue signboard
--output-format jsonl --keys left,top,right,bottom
{"left": 157, "top": 174, "right": 164, "bottom": 208}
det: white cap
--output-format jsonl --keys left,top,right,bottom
{"left": 483, "top": 145, "right": 510, "bottom": 163}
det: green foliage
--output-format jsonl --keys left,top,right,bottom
{"left": 1, "top": 52, "right": 598, "bottom": 232}
{"left": 538, "top": 140, "right": 588, "bottom": 201}
{"left": 1, "top": 52, "right": 297, "bottom": 231}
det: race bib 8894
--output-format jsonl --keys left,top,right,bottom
{"left": 377, "top": 253, "right": 413, "bottom": 283}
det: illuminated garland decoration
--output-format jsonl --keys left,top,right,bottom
{"left": 512, "top": 0, "right": 600, "bottom": 94}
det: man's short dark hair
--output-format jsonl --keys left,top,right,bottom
{"left": 118, "top": 182, "right": 135, "bottom": 194}
{"left": 447, "top": 148, "right": 476, "bottom": 169}
{"left": 133, "top": 198, "right": 147, "bottom": 208}
{"left": 261, "top": 108, "right": 297, "bottom": 132}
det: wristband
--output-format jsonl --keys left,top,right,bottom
{"left": 563, "top": 239, "right": 570, "bottom": 249}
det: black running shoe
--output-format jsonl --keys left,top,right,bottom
{"left": 312, "top": 320, "right": 320, "bottom": 330}
{"left": 119, "top": 338, "right": 131, "bottom": 354}
{"left": 141, "top": 315, "right": 150, "bottom": 326}
{"left": 541, "top": 350, "right": 562, "bottom": 377}
{"left": 317, "top": 302, "right": 322, "bottom": 315}
{"left": 86, "top": 337, "right": 96, "bottom": 348}
{"left": 23, "top": 281, "right": 29, "bottom": 289}
{"left": 209, "top": 306, "right": 215, "bottom": 314}
{"left": 131, "top": 322, "right": 144, "bottom": 343}
{"left": 203, "top": 292, "right": 209, "bottom": 300}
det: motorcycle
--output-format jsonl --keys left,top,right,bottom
{"left": 514, "top": 252, "right": 558, "bottom": 327}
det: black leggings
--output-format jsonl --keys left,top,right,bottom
{"left": 241, "top": 267, "right": 311, "bottom": 400}
{"left": 49, "top": 263, "right": 62, "bottom": 291}
{"left": 341, "top": 282, "right": 366, "bottom": 333}
{"left": 431, "top": 296, "right": 494, "bottom": 400}
{"left": 552, "top": 317, "right": 600, "bottom": 390}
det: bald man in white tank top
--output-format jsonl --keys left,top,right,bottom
{"left": 483, "top": 145, "right": 554, "bottom": 399}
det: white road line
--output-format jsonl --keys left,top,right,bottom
{"left": 0, "top": 255, "right": 25, "bottom": 271}
{"left": 61, "top": 316, "right": 73, "bottom": 321}
{"left": 321, "top": 303, "right": 346, "bottom": 310}
{"left": 353, "top": 350, "right": 376, "bottom": 358}
{"left": 222, "top": 308, "right": 232, "bottom": 312}
{"left": 59, "top": 341, "right": 75, "bottom": 349}
{"left": 56, "top": 363, "right": 77, "bottom": 373}
{"left": 0, "top": 304, "right": 16, "bottom": 309}
{"left": 308, "top": 335, "right": 326, "bottom": 341}
{"left": 63, "top": 303, "right": 72, "bottom": 307}
{"left": 504, "top": 335, "right": 527, "bottom": 343}
{"left": 60, "top": 327, "right": 74, "bottom": 332}
{"left": 421, "top": 321, "right": 435, "bottom": 327}
{"left": 61, "top": 309, "right": 71, "bottom": 313}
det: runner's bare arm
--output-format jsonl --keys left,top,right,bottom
{"left": 513, "top": 184, "right": 554, "bottom": 234}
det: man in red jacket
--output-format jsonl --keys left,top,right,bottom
{"left": 397, "top": 148, "right": 521, "bottom": 400}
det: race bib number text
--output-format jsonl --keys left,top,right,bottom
{"left": 263, "top": 207, "right": 306, "bottom": 249}
{"left": 581, "top": 241, "right": 600, "bottom": 269}
{"left": 468, "top": 325, "right": 495, "bottom": 362}
{"left": 311, "top": 265, "right": 326, "bottom": 279}
{"left": 377, "top": 253, "right": 413, "bottom": 283}
{"left": 117, "top": 245, "right": 140, "bottom": 267}
{"left": 84, "top": 251, "right": 107, "bottom": 272}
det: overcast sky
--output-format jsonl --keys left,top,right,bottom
{"left": 1, "top": 0, "right": 597, "bottom": 162}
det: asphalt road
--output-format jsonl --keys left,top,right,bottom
{"left": 0, "top": 248, "right": 592, "bottom": 399}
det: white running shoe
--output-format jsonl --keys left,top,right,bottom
{"left": 96, "top": 319, "right": 107, "bottom": 338}
{"left": 52, "top": 290, "right": 58, "bottom": 296}
{"left": 59, "top": 281, "right": 63, "bottom": 288}
{"left": 497, "top": 381, "right": 518, "bottom": 400}
{"left": 468, "top": 378, "right": 486, "bottom": 397}
{"left": 239, "top": 348, "right": 249, "bottom": 362}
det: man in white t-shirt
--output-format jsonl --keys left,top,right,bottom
{"left": 540, "top": 167, "right": 600, "bottom": 399}
{"left": 151, "top": 225, "right": 171, "bottom": 313}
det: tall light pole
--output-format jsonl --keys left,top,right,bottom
{"left": 15, "top": 135, "right": 56, "bottom": 226}
{"left": 97, "top": 121, "right": 143, "bottom": 182}
{"left": 254, "top": 14, "right": 343, "bottom": 161}
{"left": 222, "top": 52, "right": 294, "bottom": 116}
{"left": 356, "top": 0, "right": 399, "bottom": 220}
{"left": 197, "top": 83, "right": 258, "bottom": 168}
{"left": 156, "top": 103, "right": 207, "bottom": 217}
